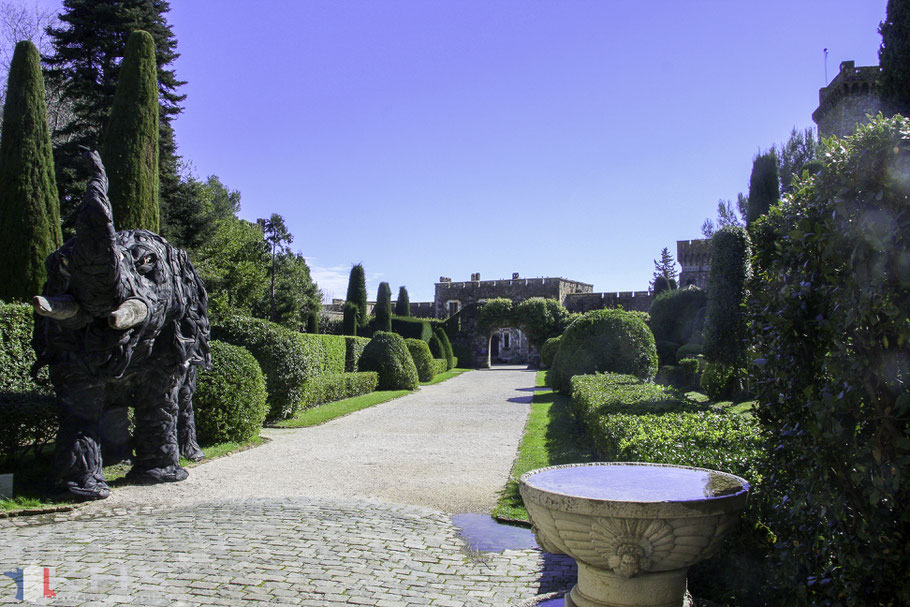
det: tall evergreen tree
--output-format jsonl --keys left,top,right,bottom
{"left": 44, "top": 0, "right": 186, "bottom": 235}
{"left": 342, "top": 301, "right": 358, "bottom": 336}
{"left": 375, "top": 282, "right": 392, "bottom": 333}
{"left": 345, "top": 263, "right": 368, "bottom": 329}
{"left": 0, "top": 40, "right": 62, "bottom": 301}
{"left": 880, "top": 0, "right": 910, "bottom": 116}
{"left": 258, "top": 214, "right": 292, "bottom": 322}
{"left": 703, "top": 226, "right": 751, "bottom": 369}
{"left": 395, "top": 286, "right": 410, "bottom": 316}
{"left": 101, "top": 30, "right": 158, "bottom": 232}
{"left": 650, "top": 247, "right": 677, "bottom": 290}
{"left": 746, "top": 150, "right": 779, "bottom": 225}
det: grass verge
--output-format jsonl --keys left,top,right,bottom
{"left": 492, "top": 370, "right": 596, "bottom": 524}
{"left": 421, "top": 368, "right": 470, "bottom": 386}
{"left": 275, "top": 390, "right": 410, "bottom": 428}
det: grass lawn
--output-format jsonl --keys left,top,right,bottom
{"left": 421, "top": 367, "right": 469, "bottom": 386}
{"left": 492, "top": 370, "right": 597, "bottom": 524}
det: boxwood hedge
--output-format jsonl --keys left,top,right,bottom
{"left": 299, "top": 371, "right": 378, "bottom": 409}
{"left": 359, "top": 331, "right": 419, "bottom": 390}
{"left": 405, "top": 338, "right": 436, "bottom": 382}
{"left": 344, "top": 336, "right": 371, "bottom": 372}
{"left": 391, "top": 316, "right": 434, "bottom": 342}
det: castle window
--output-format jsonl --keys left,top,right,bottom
{"left": 447, "top": 300, "right": 460, "bottom": 317}
{"left": 503, "top": 332, "right": 511, "bottom": 349}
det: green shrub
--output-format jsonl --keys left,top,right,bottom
{"left": 359, "top": 331, "right": 419, "bottom": 390}
{"left": 299, "top": 372, "right": 378, "bottom": 409}
{"left": 1, "top": 302, "right": 49, "bottom": 392}
{"left": 451, "top": 341, "right": 473, "bottom": 369}
{"left": 700, "top": 361, "right": 739, "bottom": 401}
{"left": 435, "top": 327, "right": 455, "bottom": 370}
{"left": 550, "top": 308, "right": 658, "bottom": 392}
{"left": 655, "top": 340, "right": 680, "bottom": 366}
{"left": 306, "top": 310, "right": 319, "bottom": 334}
{"left": 194, "top": 340, "right": 268, "bottom": 445}
{"left": 345, "top": 263, "right": 368, "bottom": 329}
{"left": 344, "top": 336, "right": 371, "bottom": 372}
{"left": 342, "top": 301, "right": 358, "bottom": 336}
{"left": 0, "top": 391, "right": 57, "bottom": 469}
{"left": 391, "top": 316, "right": 433, "bottom": 341}
{"left": 395, "top": 286, "right": 410, "bottom": 316}
{"left": 374, "top": 282, "right": 392, "bottom": 333}
{"left": 676, "top": 343, "right": 703, "bottom": 361}
{"left": 649, "top": 286, "right": 706, "bottom": 346}
{"left": 655, "top": 358, "right": 699, "bottom": 391}
{"left": 212, "top": 316, "right": 347, "bottom": 420}
{"left": 432, "top": 358, "right": 448, "bottom": 376}
{"left": 405, "top": 338, "right": 435, "bottom": 382}
{"left": 512, "top": 297, "right": 573, "bottom": 348}
{"left": 428, "top": 332, "right": 445, "bottom": 359}
{"left": 703, "top": 226, "right": 751, "bottom": 370}
{"left": 540, "top": 336, "right": 561, "bottom": 368}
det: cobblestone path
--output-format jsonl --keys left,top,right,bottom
{"left": 1, "top": 367, "right": 575, "bottom": 605}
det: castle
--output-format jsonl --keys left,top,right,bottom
{"left": 812, "top": 60, "right": 883, "bottom": 138}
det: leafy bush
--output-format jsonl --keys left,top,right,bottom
{"left": 0, "top": 391, "right": 57, "bottom": 470}
{"left": 212, "top": 316, "right": 347, "bottom": 420}
{"left": 451, "top": 341, "right": 473, "bottom": 369}
{"left": 748, "top": 115, "right": 910, "bottom": 604}
{"left": 704, "top": 226, "right": 751, "bottom": 369}
{"left": 540, "top": 336, "right": 561, "bottom": 369}
{"left": 344, "top": 336, "right": 371, "bottom": 372}
{"left": 700, "top": 361, "right": 739, "bottom": 401}
{"left": 434, "top": 327, "right": 455, "bottom": 370}
{"left": 299, "top": 372, "right": 378, "bottom": 409}
{"left": 0, "top": 302, "right": 49, "bottom": 392}
{"left": 512, "top": 297, "right": 573, "bottom": 348}
{"left": 391, "top": 316, "right": 433, "bottom": 342}
{"left": 194, "top": 340, "right": 268, "bottom": 445}
{"left": 649, "top": 286, "right": 706, "bottom": 346}
{"left": 405, "top": 338, "right": 436, "bottom": 382}
{"left": 477, "top": 298, "right": 513, "bottom": 332}
{"left": 359, "top": 331, "right": 419, "bottom": 390}
{"left": 550, "top": 308, "right": 658, "bottom": 392}
{"left": 676, "top": 343, "right": 703, "bottom": 360}
{"left": 655, "top": 340, "right": 680, "bottom": 366}
{"left": 428, "top": 332, "right": 445, "bottom": 360}
{"left": 432, "top": 358, "right": 448, "bottom": 376}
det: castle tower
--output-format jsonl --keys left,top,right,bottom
{"left": 812, "top": 61, "right": 883, "bottom": 139}
{"left": 677, "top": 239, "right": 711, "bottom": 290}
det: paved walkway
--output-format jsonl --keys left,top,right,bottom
{"left": 1, "top": 366, "right": 575, "bottom": 606}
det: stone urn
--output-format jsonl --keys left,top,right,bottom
{"left": 519, "top": 462, "right": 750, "bottom": 607}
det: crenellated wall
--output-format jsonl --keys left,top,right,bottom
{"left": 564, "top": 291, "right": 653, "bottom": 313}
{"left": 677, "top": 238, "right": 711, "bottom": 290}
{"left": 812, "top": 61, "right": 883, "bottom": 139}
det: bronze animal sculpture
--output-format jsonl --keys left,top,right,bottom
{"left": 31, "top": 148, "right": 210, "bottom": 500}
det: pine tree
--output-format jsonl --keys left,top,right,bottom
{"left": 345, "top": 263, "right": 368, "bottom": 329}
{"left": 0, "top": 40, "right": 62, "bottom": 301}
{"left": 746, "top": 151, "right": 780, "bottom": 225}
{"left": 395, "top": 286, "right": 411, "bottom": 317}
{"left": 880, "top": 0, "right": 910, "bottom": 116}
{"left": 375, "top": 282, "right": 392, "bottom": 333}
{"left": 45, "top": 0, "right": 186, "bottom": 234}
{"left": 101, "top": 30, "right": 159, "bottom": 232}
{"left": 650, "top": 247, "right": 677, "bottom": 290}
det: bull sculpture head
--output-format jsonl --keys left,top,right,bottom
{"left": 32, "top": 148, "right": 210, "bottom": 500}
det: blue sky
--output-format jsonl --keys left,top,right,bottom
{"left": 38, "top": 1, "right": 890, "bottom": 302}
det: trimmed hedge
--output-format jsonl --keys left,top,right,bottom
{"left": 391, "top": 316, "right": 433, "bottom": 342}
{"left": 405, "top": 338, "right": 435, "bottom": 382}
{"left": 451, "top": 341, "right": 473, "bottom": 369}
{"left": 359, "top": 331, "right": 420, "bottom": 390}
{"left": 540, "top": 336, "right": 561, "bottom": 369}
{"left": 649, "top": 286, "right": 706, "bottom": 346}
{"left": 212, "top": 316, "right": 348, "bottom": 420}
{"left": 194, "top": 340, "right": 268, "bottom": 445}
{"left": 0, "top": 391, "right": 57, "bottom": 469}
{"left": 435, "top": 327, "right": 455, "bottom": 370}
{"left": 0, "top": 302, "right": 49, "bottom": 392}
{"left": 432, "top": 358, "right": 448, "bottom": 376}
{"left": 344, "top": 336, "right": 371, "bottom": 372}
{"left": 299, "top": 372, "right": 378, "bottom": 409}
{"left": 428, "top": 332, "right": 445, "bottom": 360}
{"left": 550, "top": 308, "right": 658, "bottom": 392}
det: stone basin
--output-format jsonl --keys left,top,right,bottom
{"left": 519, "top": 462, "right": 750, "bottom": 607}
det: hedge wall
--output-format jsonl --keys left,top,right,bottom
{"left": 0, "top": 301, "right": 48, "bottom": 392}
{"left": 299, "top": 372, "right": 378, "bottom": 409}
{"left": 344, "top": 336, "right": 371, "bottom": 372}
{"left": 405, "top": 338, "right": 435, "bottom": 382}
{"left": 391, "top": 316, "right": 434, "bottom": 342}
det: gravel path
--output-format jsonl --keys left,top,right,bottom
{"left": 81, "top": 365, "right": 538, "bottom": 514}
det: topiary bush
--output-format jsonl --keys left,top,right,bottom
{"left": 299, "top": 371, "right": 378, "bottom": 409}
{"left": 649, "top": 286, "right": 707, "bottom": 347}
{"left": 699, "top": 361, "right": 739, "bottom": 401}
{"left": 428, "top": 332, "right": 445, "bottom": 360}
{"left": 550, "top": 308, "right": 658, "bottom": 392}
{"left": 434, "top": 327, "right": 455, "bottom": 370}
{"left": 540, "top": 336, "right": 561, "bottom": 369}
{"left": 0, "top": 391, "right": 57, "bottom": 469}
{"left": 358, "top": 331, "right": 419, "bottom": 390}
{"left": 342, "top": 301, "right": 358, "bottom": 336}
{"left": 405, "top": 338, "right": 435, "bottom": 382}
{"left": 0, "top": 301, "right": 49, "bottom": 392}
{"left": 654, "top": 340, "right": 680, "bottom": 366}
{"left": 703, "top": 226, "right": 751, "bottom": 373}
{"left": 391, "top": 316, "right": 434, "bottom": 342}
{"left": 432, "top": 358, "right": 448, "bottom": 376}
{"left": 193, "top": 340, "right": 268, "bottom": 445}
{"left": 451, "top": 341, "right": 473, "bottom": 369}
{"left": 344, "top": 336, "right": 371, "bottom": 372}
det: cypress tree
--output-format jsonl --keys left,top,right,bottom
{"left": 703, "top": 226, "right": 751, "bottom": 368}
{"left": 0, "top": 41, "right": 62, "bottom": 301}
{"left": 102, "top": 30, "right": 159, "bottom": 232}
{"left": 879, "top": 0, "right": 910, "bottom": 116}
{"left": 306, "top": 309, "right": 319, "bottom": 334}
{"left": 375, "top": 282, "right": 392, "bottom": 333}
{"left": 435, "top": 327, "right": 455, "bottom": 370}
{"left": 395, "top": 286, "right": 411, "bottom": 316}
{"left": 345, "top": 263, "right": 368, "bottom": 329}
{"left": 342, "top": 302, "right": 358, "bottom": 336}
{"left": 746, "top": 151, "right": 779, "bottom": 225}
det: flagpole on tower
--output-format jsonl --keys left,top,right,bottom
{"left": 824, "top": 48, "right": 829, "bottom": 83}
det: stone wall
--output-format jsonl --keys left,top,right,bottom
{"left": 564, "top": 291, "right": 653, "bottom": 313}
{"left": 812, "top": 61, "right": 883, "bottom": 139}
{"left": 434, "top": 275, "right": 593, "bottom": 319}
{"left": 677, "top": 239, "right": 711, "bottom": 290}
{"left": 408, "top": 302, "right": 436, "bottom": 318}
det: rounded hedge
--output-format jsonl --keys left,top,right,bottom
{"left": 194, "top": 340, "right": 268, "bottom": 445}
{"left": 648, "top": 286, "right": 707, "bottom": 346}
{"left": 435, "top": 327, "right": 455, "bottom": 370}
{"left": 540, "top": 336, "right": 561, "bottom": 368}
{"left": 405, "top": 338, "right": 435, "bottom": 382}
{"left": 550, "top": 308, "right": 658, "bottom": 392}
{"left": 359, "top": 331, "right": 419, "bottom": 390}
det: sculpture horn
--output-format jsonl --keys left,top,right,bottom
{"left": 108, "top": 299, "right": 149, "bottom": 330}
{"left": 32, "top": 295, "right": 80, "bottom": 320}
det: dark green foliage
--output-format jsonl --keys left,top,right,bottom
{"left": 511, "top": 297, "right": 573, "bottom": 348}
{"left": 345, "top": 264, "right": 368, "bottom": 329}
{"left": 550, "top": 308, "right": 658, "bottom": 392}
{"left": 651, "top": 246, "right": 678, "bottom": 290}
{"left": 654, "top": 341, "right": 680, "bottom": 366}
{"left": 540, "top": 336, "right": 561, "bottom": 368}
{"left": 434, "top": 327, "right": 455, "bottom": 370}
{"left": 652, "top": 275, "right": 670, "bottom": 295}
{"left": 477, "top": 298, "right": 513, "bottom": 331}
{"left": 432, "top": 358, "right": 448, "bottom": 376}
{"left": 405, "top": 338, "right": 436, "bottom": 382}
{"left": 451, "top": 341, "right": 473, "bottom": 369}
{"left": 342, "top": 302, "right": 359, "bottom": 336}
{"left": 428, "top": 332, "right": 445, "bottom": 360}
{"left": 0, "top": 41, "right": 62, "bottom": 301}
{"left": 676, "top": 343, "right": 703, "bottom": 361}
{"left": 880, "top": 0, "right": 910, "bottom": 116}
{"left": 391, "top": 316, "right": 433, "bottom": 341}
{"left": 746, "top": 151, "right": 779, "bottom": 225}
{"left": 45, "top": 0, "right": 185, "bottom": 236}
{"left": 101, "top": 30, "right": 159, "bottom": 232}
{"left": 699, "top": 361, "right": 740, "bottom": 401}
{"left": 649, "top": 286, "right": 707, "bottom": 348}
{"left": 0, "top": 302, "right": 49, "bottom": 392}
{"left": 655, "top": 358, "right": 700, "bottom": 391}
{"left": 264, "top": 252, "right": 321, "bottom": 332}
{"left": 748, "top": 115, "right": 910, "bottom": 604}
{"left": 299, "top": 372, "right": 378, "bottom": 410}
{"left": 776, "top": 127, "right": 819, "bottom": 195}
{"left": 0, "top": 391, "right": 57, "bottom": 469}
{"left": 306, "top": 310, "right": 319, "bottom": 334}
{"left": 395, "top": 286, "right": 410, "bottom": 316}
{"left": 344, "top": 336, "right": 371, "bottom": 372}
{"left": 374, "top": 282, "right": 392, "bottom": 333}
{"left": 703, "top": 226, "right": 751, "bottom": 368}
{"left": 212, "top": 316, "right": 347, "bottom": 420}
{"left": 194, "top": 340, "right": 268, "bottom": 445}
{"left": 358, "top": 331, "right": 419, "bottom": 390}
